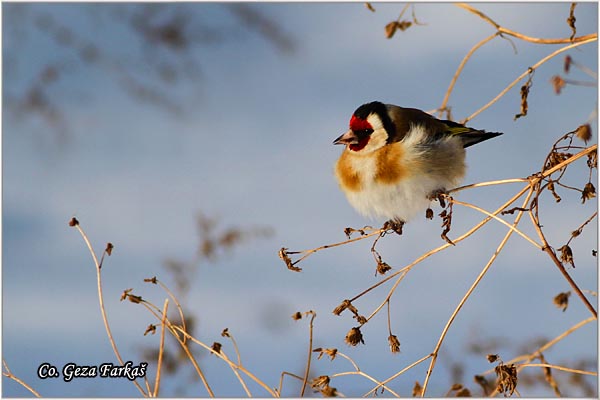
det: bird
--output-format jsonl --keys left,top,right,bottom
{"left": 333, "top": 101, "right": 503, "bottom": 234}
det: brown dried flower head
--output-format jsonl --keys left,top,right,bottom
{"left": 455, "top": 387, "right": 471, "bottom": 397}
{"left": 487, "top": 354, "right": 500, "bottom": 363}
{"left": 333, "top": 299, "right": 357, "bottom": 316}
{"left": 314, "top": 347, "right": 338, "bottom": 361}
{"left": 388, "top": 334, "right": 401, "bottom": 353}
{"left": 551, "top": 75, "right": 566, "bottom": 94}
{"left": 376, "top": 260, "right": 392, "bottom": 275}
{"left": 321, "top": 385, "right": 338, "bottom": 397}
{"left": 495, "top": 363, "right": 518, "bottom": 397}
{"left": 291, "top": 311, "right": 303, "bottom": 321}
{"left": 355, "top": 315, "right": 367, "bottom": 325}
{"left": 144, "top": 324, "right": 156, "bottom": 336}
{"left": 68, "top": 217, "right": 79, "bottom": 227}
{"left": 345, "top": 326, "right": 364, "bottom": 346}
{"left": 553, "top": 291, "right": 571, "bottom": 312}
{"left": 558, "top": 245, "right": 575, "bottom": 268}
{"left": 221, "top": 328, "right": 230, "bottom": 338}
{"left": 105, "top": 242, "right": 114, "bottom": 256}
{"left": 575, "top": 124, "right": 592, "bottom": 143}
{"left": 581, "top": 182, "right": 596, "bottom": 204}
{"left": 564, "top": 55, "right": 572, "bottom": 73}
{"left": 412, "top": 381, "right": 423, "bottom": 397}
{"left": 144, "top": 276, "right": 158, "bottom": 284}
{"left": 211, "top": 342, "right": 222, "bottom": 353}
{"left": 311, "top": 375, "right": 330, "bottom": 389}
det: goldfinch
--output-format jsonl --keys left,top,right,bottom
{"left": 333, "top": 101, "right": 502, "bottom": 232}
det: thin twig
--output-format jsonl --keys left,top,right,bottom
{"left": 300, "top": 311, "right": 317, "bottom": 397}
{"left": 421, "top": 189, "right": 533, "bottom": 396}
{"left": 2, "top": 360, "right": 42, "bottom": 398}
{"left": 73, "top": 224, "right": 148, "bottom": 396}
{"left": 457, "top": 3, "right": 597, "bottom": 44}
{"left": 464, "top": 37, "right": 597, "bottom": 123}
{"left": 451, "top": 197, "right": 543, "bottom": 249}
{"left": 520, "top": 363, "right": 598, "bottom": 376}
{"left": 363, "top": 353, "right": 432, "bottom": 397}
{"left": 153, "top": 299, "right": 168, "bottom": 397}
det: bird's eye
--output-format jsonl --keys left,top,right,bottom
{"left": 355, "top": 129, "right": 374, "bottom": 137}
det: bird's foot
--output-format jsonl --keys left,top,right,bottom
{"left": 427, "top": 188, "right": 449, "bottom": 208}
{"left": 383, "top": 219, "right": 404, "bottom": 235}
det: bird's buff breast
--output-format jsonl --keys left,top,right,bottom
{"left": 335, "top": 142, "right": 464, "bottom": 221}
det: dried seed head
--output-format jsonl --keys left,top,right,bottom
{"left": 495, "top": 363, "right": 518, "bottom": 397}
{"left": 144, "top": 324, "right": 156, "bottom": 336}
{"left": 376, "top": 260, "right": 392, "bottom": 275}
{"left": 564, "top": 55, "right": 572, "bottom": 73}
{"left": 426, "top": 208, "right": 434, "bottom": 220}
{"left": 105, "top": 242, "right": 114, "bottom": 256}
{"left": 456, "top": 387, "right": 471, "bottom": 397}
{"left": 68, "top": 217, "right": 79, "bottom": 227}
{"left": 128, "top": 294, "right": 143, "bottom": 304}
{"left": 551, "top": 75, "right": 566, "bottom": 94}
{"left": 553, "top": 291, "right": 571, "bottom": 312}
{"left": 412, "top": 381, "right": 423, "bottom": 397}
{"left": 450, "top": 383, "right": 463, "bottom": 391}
{"left": 291, "top": 311, "right": 303, "bottom": 321}
{"left": 575, "top": 124, "right": 592, "bottom": 143}
{"left": 388, "top": 334, "right": 401, "bottom": 354}
{"left": 581, "top": 182, "right": 596, "bottom": 204}
{"left": 587, "top": 151, "right": 597, "bottom": 169}
{"left": 144, "top": 276, "right": 158, "bottom": 284}
{"left": 311, "top": 375, "right": 330, "bottom": 389}
{"left": 314, "top": 347, "right": 338, "bottom": 361}
{"left": 121, "top": 288, "right": 133, "bottom": 301}
{"left": 345, "top": 326, "right": 364, "bottom": 346}
{"left": 332, "top": 299, "right": 356, "bottom": 316}
{"left": 487, "top": 354, "right": 500, "bottom": 363}
{"left": 558, "top": 245, "right": 575, "bottom": 268}
{"left": 211, "top": 342, "right": 222, "bottom": 353}
{"left": 279, "top": 247, "right": 301, "bottom": 272}
{"left": 365, "top": 2, "right": 375, "bottom": 12}
{"left": 355, "top": 315, "right": 367, "bottom": 325}
{"left": 321, "top": 385, "right": 338, "bottom": 397}
{"left": 385, "top": 21, "right": 399, "bottom": 39}
{"left": 221, "top": 328, "right": 230, "bottom": 338}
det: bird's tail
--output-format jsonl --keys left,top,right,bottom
{"left": 442, "top": 119, "right": 503, "bottom": 148}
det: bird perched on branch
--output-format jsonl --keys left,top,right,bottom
{"left": 333, "top": 101, "right": 502, "bottom": 234}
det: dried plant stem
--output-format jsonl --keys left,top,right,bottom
{"left": 521, "top": 363, "right": 597, "bottom": 376}
{"left": 156, "top": 280, "right": 188, "bottom": 344}
{"left": 333, "top": 371, "right": 401, "bottom": 397}
{"left": 2, "top": 360, "right": 41, "bottom": 398}
{"left": 363, "top": 353, "right": 432, "bottom": 397}
{"left": 300, "top": 311, "right": 316, "bottom": 397}
{"left": 171, "top": 325, "right": 278, "bottom": 397}
{"left": 288, "top": 229, "right": 384, "bottom": 267}
{"left": 357, "top": 182, "right": 532, "bottom": 320}
{"left": 449, "top": 178, "right": 529, "bottom": 194}
{"left": 421, "top": 189, "right": 533, "bottom": 396}
{"left": 464, "top": 37, "right": 597, "bottom": 123}
{"left": 505, "top": 316, "right": 596, "bottom": 367}
{"left": 74, "top": 224, "right": 148, "bottom": 396}
{"left": 439, "top": 32, "right": 498, "bottom": 115}
{"left": 483, "top": 316, "right": 596, "bottom": 397}
{"left": 456, "top": 3, "right": 597, "bottom": 44}
{"left": 451, "top": 198, "right": 542, "bottom": 249}
{"left": 532, "top": 216, "right": 597, "bottom": 318}
{"left": 153, "top": 299, "right": 168, "bottom": 397}
{"left": 141, "top": 303, "right": 215, "bottom": 397}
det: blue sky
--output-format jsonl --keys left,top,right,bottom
{"left": 2, "top": 2, "right": 598, "bottom": 397}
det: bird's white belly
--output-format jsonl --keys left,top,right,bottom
{"left": 345, "top": 174, "right": 444, "bottom": 222}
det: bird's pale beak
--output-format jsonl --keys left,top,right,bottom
{"left": 333, "top": 130, "right": 358, "bottom": 145}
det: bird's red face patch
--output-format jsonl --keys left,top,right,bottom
{"left": 348, "top": 115, "right": 373, "bottom": 152}
{"left": 349, "top": 115, "right": 372, "bottom": 132}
